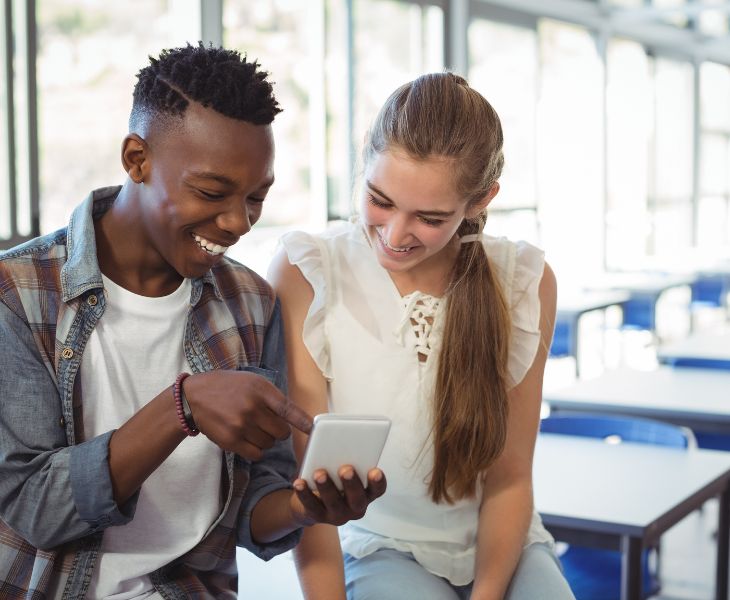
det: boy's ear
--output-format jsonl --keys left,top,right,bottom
{"left": 121, "top": 134, "right": 149, "bottom": 183}
{"left": 466, "top": 182, "right": 500, "bottom": 219}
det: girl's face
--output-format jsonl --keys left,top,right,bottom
{"left": 361, "top": 149, "right": 475, "bottom": 276}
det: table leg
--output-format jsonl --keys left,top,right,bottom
{"left": 571, "top": 318, "right": 580, "bottom": 378}
{"left": 717, "top": 485, "right": 730, "bottom": 600}
{"left": 620, "top": 535, "right": 642, "bottom": 600}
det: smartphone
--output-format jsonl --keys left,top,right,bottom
{"left": 298, "top": 413, "right": 391, "bottom": 491}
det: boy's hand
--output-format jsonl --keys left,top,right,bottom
{"left": 183, "top": 370, "right": 313, "bottom": 459}
{"left": 289, "top": 467, "right": 387, "bottom": 527}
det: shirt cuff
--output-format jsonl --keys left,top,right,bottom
{"left": 237, "top": 478, "right": 303, "bottom": 561}
{"left": 69, "top": 430, "right": 139, "bottom": 531}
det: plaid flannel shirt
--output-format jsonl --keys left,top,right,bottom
{"left": 0, "top": 186, "right": 301, "bottom": 599}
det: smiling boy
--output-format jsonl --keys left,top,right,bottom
{"left": 0, "top": 44, "right": 385, "bottom": 598}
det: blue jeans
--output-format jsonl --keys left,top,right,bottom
{"left": 344, "top": 543, "right": 576, "bottom": 600}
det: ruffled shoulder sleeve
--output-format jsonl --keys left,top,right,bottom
{"left": 485, "top": 237, "right": 545, "bottom": 389}
{"left": 279, "top": 231, "right": 333, "bottom": 380}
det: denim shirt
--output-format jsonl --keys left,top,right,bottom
{"left": 0, "top": 186, "right": 301, "bottom": 598}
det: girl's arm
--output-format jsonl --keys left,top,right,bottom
{"left": 470, "top": 263, "right": 557, "bottom": 600}
{"left": 267, "top": 249, "right": 348, "bottom": 600}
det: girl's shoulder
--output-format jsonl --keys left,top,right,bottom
{"left": 482, "top": 235, "right": 545, "bottom": 296}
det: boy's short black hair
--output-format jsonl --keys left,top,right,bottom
{"left": 129, "top": 43, "right": 281, "bottom": 131}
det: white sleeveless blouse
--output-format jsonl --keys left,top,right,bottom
{"left": 280, "top": 221, "right": 553, "bottom": 586}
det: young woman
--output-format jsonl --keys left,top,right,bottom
{"left": 269, "top": 73, "right": 575, "bottom": 600}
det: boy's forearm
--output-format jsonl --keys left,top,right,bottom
{"left": 108, "top": 386, "right": 186, "bottom": 505}
{"left": 250, "top": 488, "right": 307, "bottom": 544}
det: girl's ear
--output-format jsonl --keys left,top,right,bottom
{"left": 121, "top": 134, "right": 149, "bottom": 183}
{"left": 466, "top": 182, "right": 500, "bottom": 219}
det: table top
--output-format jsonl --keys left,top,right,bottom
{"left": 658, "top": 330, "right": 730, "bottom": 362}
{"left": 557, "top": 290, "right": 631, "bottom": 316}
{"left": 543, "top": 366, "right": 730, "bottom": 424}
{"left": 534, "top": 433, "right": 730, "bottom": 537}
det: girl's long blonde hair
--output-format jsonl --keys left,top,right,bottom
{"left": 363, "top": 72, "right": 510, "bottom": 504}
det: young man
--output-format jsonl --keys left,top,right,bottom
{"left": 0, "top": 44, "right": 385, "bottom": 598}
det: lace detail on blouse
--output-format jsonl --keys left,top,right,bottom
{"left": 394, "top": 292, "right": 442, "bottom": 361}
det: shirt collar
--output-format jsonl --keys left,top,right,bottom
{"left": 60, "top": 186, "right": 222, "bottom": 304}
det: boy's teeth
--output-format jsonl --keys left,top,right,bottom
{"left": 192, "top": 233, "right": 227, "bottom": 255}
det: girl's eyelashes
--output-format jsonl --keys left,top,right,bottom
{"left": 367, "top": 192, "right": 446, "bottom": 227}
{"left": 366, "top": 193, "right": 391, "bottom": 209}
{"left": 419, "top": 216, "right": 445, "bottom": 227}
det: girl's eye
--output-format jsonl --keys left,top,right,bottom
{"left": 419, "top": 216, "right": 445, "bottom": 227}
{"left": 248, "top": 197, "right": 265, "bottom": 205}
{"left": 367, "top": 193, "right": 391, "bottom": 209}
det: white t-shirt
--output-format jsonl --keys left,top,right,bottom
{"left": 280, "top": 221, "right": 553, "bottom": 586}
{"left": 81, "top": 275, "right": 222, "bottom": 600}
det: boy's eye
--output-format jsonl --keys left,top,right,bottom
{"left": 198, "top": 189, "right": 225, "bottom": 200}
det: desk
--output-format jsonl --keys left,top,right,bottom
{"left": 584, "top": 273, "right": 696, "bottom": 331}
{"left": 658, "top": 330, "right": 730, "bottom": 369}
{"left": 552, "top": 290, "right": 630, "bottom": 375}
{"left": 534, "top": 434, "right": 730, "bottom": 600}
{"left": 543, "top": 366, "right": 730, "bottom": 434}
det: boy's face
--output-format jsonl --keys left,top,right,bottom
{"left": 136, "top": 102, "right": 275, "bottom": 280}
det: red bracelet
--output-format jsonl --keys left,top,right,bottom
{"left": 173, "top": 372, "right": 199, "bottom": 436}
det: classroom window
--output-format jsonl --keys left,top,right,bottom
{"left": 36, "top": 0, "right": 200, "bottom": 234}
{"left": 606, "top": 38, "right": 652, "bottom": 269}
{"left": 699, "top": 62, "right": 730, "bottom": 249}
{"left": 651, "top": 56, "right": 694, "bottom": 255}
{"left": 698, "top": 0, "right": 729, "bottom": 37}
{"left": 352, "top": 0, "right": 444, "bottom": 185}
{"left": 224, "top": 0, "right": 326, "bottom": 229}
{"left": 469, "top": 17, "right": 539, "bottom": 244}
{"left": 536, "top": 19, "right": 603, "bottom": 285}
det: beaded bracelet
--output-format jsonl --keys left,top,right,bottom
{"left": 173, "top": 372, "right": 199, "bottom": 436}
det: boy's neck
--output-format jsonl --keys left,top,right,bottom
{"left": 94, "top": 184, "right": 184, "bottom": 298}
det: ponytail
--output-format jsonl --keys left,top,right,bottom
{"left": 429, "top": 213, "right": 511, "bottom": 504}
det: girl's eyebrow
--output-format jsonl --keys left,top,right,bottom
{"left": 366, "top": 180, "right": 456, "bottom": 218}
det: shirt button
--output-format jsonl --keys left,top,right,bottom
{"left": 61, "top": 347, "right": 74, "bottom": 360}
{"left": 60, "top": 417, "right": 65, "bottom": 428}
{"left": 87, "top": 294, "right": 98, "bottom": 306}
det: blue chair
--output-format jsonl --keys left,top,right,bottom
{"left": 549, "top": 317, "right": 575, "bottom": 359}
{"left": 620, "top": 294, "right": 657, "bottom": 331}
{"left": 539, "top": 414, "right": 695, "bottom": 600}
{"left": 691, "top": 274, "right": 729, "bottom": 310}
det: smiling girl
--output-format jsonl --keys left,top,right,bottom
{"left": 269, "top": 72, "right": 575, "bottom": 600}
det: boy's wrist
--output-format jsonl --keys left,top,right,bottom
{"left": 288, "top": 487, "right": 317, "bottom": 528}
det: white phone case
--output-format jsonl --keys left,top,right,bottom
{"left": 299, "top": 413, "right": 391, "bottom": 491}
